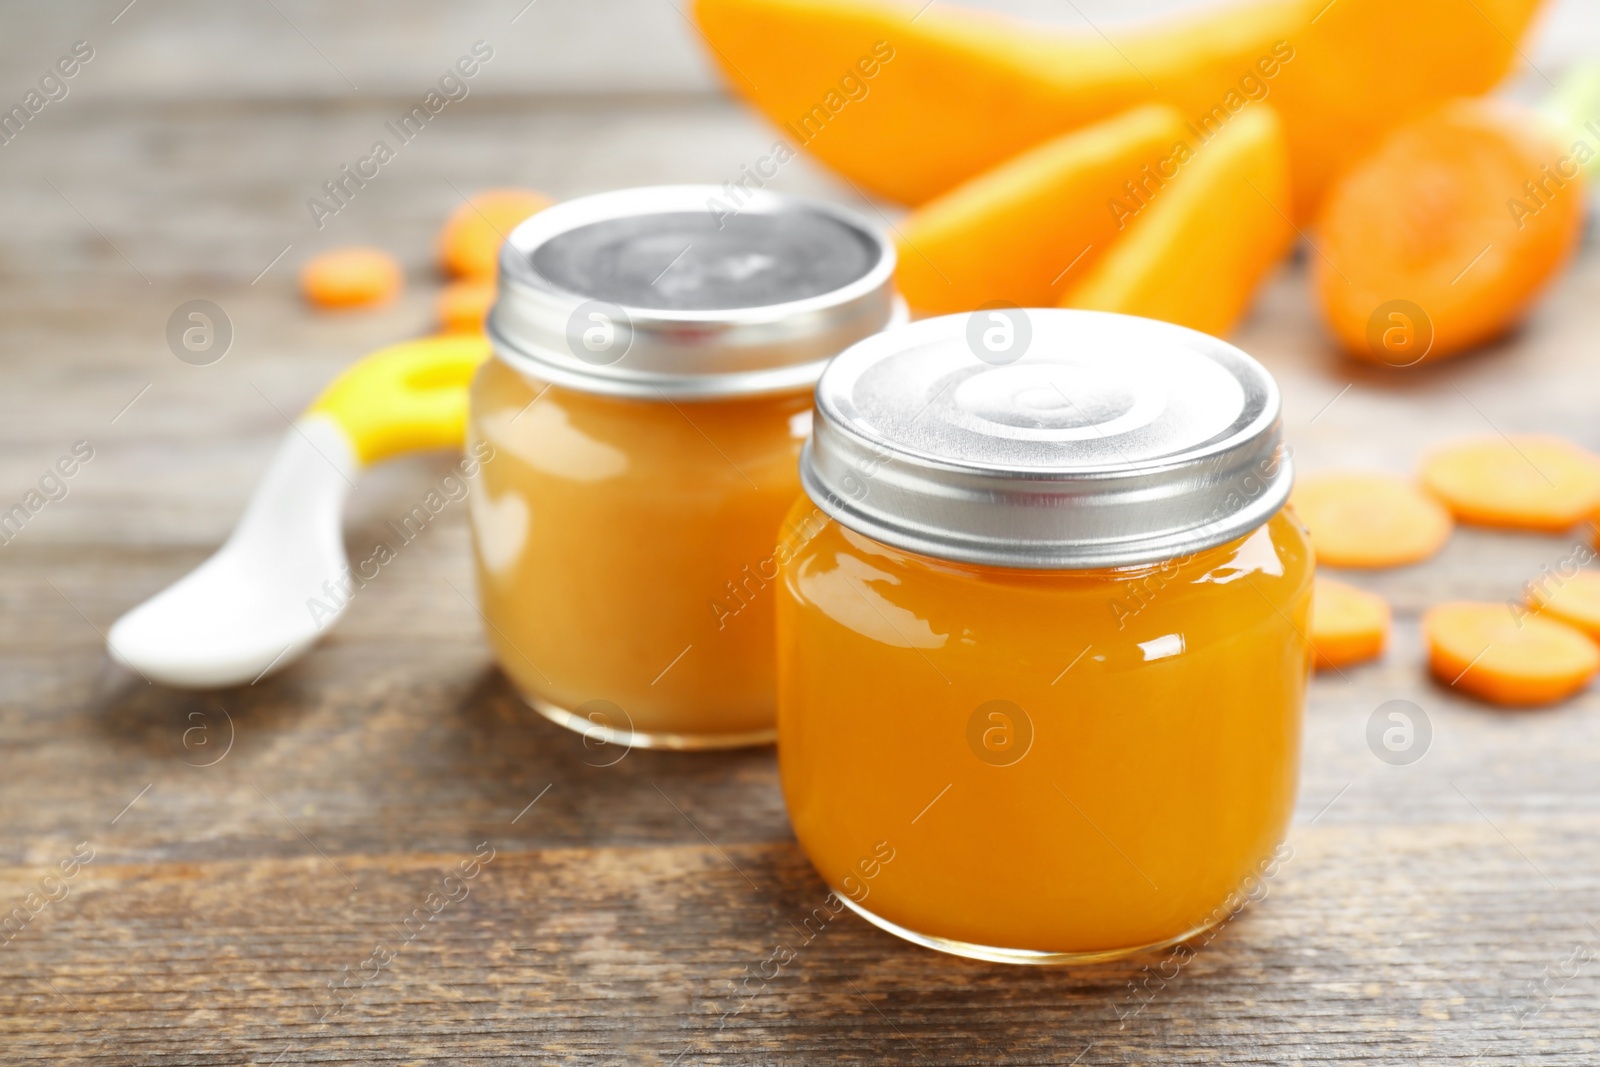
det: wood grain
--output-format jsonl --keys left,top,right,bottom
{"left": 2, "top": 70, "right": 1599, "bottom": 1067}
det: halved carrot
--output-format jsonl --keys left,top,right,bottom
{"left": 439, "top": 188, "right": 553, "bottom": 280}
{"left": 300, "top": 247, "right": 403, "bottom": 310}
{"left": 1419, "top": 435, "right": 1600, "bottom": 532}
{"left": 1314, "top": 99, "right": 1587, "bottom": 364}
{"left": 1528, "top": 570, "right": 1600, "bottom": 642}
{"left": 1425, "top": 601, "right": 1599, "bottom": 706}
{"left": 894, "top": 104, "right": 1189, "bottom": 314}
{"left": 1061, "top": 105, "right": 1293, "bottom": 337}
{"left": 437, "top": 279, "right": 496, "bottom": 334}
{"left": 1310, "top": 577, "right": 1390, "bottom": 670}
{"left": 1291, "top": 470, "right": 1453, "bottom": 568}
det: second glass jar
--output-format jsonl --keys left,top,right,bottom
{"left": 775, "top": 309, "right": 1314, "bottom": 963}
{"left": 469, "top": 185, "right": 899, "bottom": 748}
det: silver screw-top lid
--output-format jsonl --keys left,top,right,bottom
{"left": 801, "top": 309, "right": 1293, "bottom": 570}
{"left": 487, "top": 186, "right": 900, "bottom": 399}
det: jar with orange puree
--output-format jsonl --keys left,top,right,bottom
{"left": 777, "top": 309, "right": 1312, "bottom": 963}
{"left": 471, "top": 186, "right": 899, "bottom": 748}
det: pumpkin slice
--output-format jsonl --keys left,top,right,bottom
{"left": 692, "top": 0, "right": 1542, "bottom": 218}
{"left": 1061, "top": 105, "right": 1292, "bottom": 337}
{"left": 894, "top": 104, "right": 1188, "bottom": 314}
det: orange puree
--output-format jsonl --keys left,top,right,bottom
{"left": 468, "top": 357, "right": 812, "bottom": 745}
{"left": 775, "top": 503, "right": 1313, "bottom": 959}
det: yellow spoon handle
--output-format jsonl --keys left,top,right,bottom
{"left": 306, "top": 334, "right": 492, "bottom": 467}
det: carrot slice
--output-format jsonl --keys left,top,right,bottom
{"left": 300, "top": 247, "right": 402, "bottom": 310}
{"left": 894, "top": 104, "right": 1189, "bottom": 314}
{"left": 437, "top": 279, "right": 496, "bottom": 334}
{"left": 1061, "top": 106, "right": 1293, "bottom": 338}
{"left": 1310, "top": 577, "right": 1390, "bottom": 670}
{"left": 1291, "top": 470, "right": 1452, "bottom": 568}
{"left": 1424, "top": 601, "right": 1599, "bottom": 706}
{"left": 1314, "top": 99, "right": 1587, "bottom": 364}
{"left": 439, "top": 188, "right": 553, "bottom": 280}
{"left": 1419, "top": 435, "right": 1600, "bottom": 532}
{"left": 1528, "top": 570, "right": 1600, "bottom": 642}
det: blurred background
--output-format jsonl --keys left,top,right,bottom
{"left": 3, "top": 0, "right": 1596, "bottom": 283}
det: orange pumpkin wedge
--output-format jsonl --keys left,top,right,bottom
{"left": 894, "top": 104, "right": 1188, "bottom": 314}
{"left": 1061, "top": 105, "right": 1293, "bottom": 337}
{"left": 692, "top": 0, "right": 1542, "bottom": 219}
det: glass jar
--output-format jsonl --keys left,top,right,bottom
{"left": 775, "top": 309, "right": 1313, "bottom": 963}
{"left": 471, "top": 186, "right": 899, "bottom": 749}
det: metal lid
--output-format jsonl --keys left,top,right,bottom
{"left": 486, "top": 185, "right": 900, "bottom": 399}
{"left": 801, "top": 309, "right": 1292, "bottom": 570}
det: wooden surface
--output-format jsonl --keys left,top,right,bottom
{"left": 5, "top": 6, "right": 1600, "bottom": 1064}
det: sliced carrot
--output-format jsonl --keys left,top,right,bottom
{"left": 1419, "top": 435, "right": 1600, "bottom": 532}
{"left": 439, "top": 188, "right": 553, "bottom": 280}
{"left": 1310, "top": 577, "right": 1390, "bottom": 670}
{"left": 1060, "top": 105, "right": 1292, "bottom": 338}
{"left": 437, "top": 279, "right": 496, "bottom": 334}
{"left": 1528, "top": 570, "right": 1600, "bottom": 642}
{"left": 300, "top": 247, "right": 403, "bottom": 310}
{"left": 894, "top": 104, "right": 1189, "bottom": 314}
{"left": 1314, "top": 99, "right": 1587, "bottom": 364}
{"left": 1291, "top": 470, "right": 1452, "bottom": 568}
{"left": 1424, "top": 601, "right": 1599, "bottom": 706}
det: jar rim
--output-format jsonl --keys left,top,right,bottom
{"left": 801, "top": 310, "right": 1293, "bottom": 570}
{"left": 486, "top": 185, "right": 901, "bottom": 400}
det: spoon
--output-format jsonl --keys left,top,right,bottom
{"left": 108, "top": 334, "right": 489, "bottom": 688}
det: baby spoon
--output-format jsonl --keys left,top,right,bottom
{"left": 107, "top": 334, "right": 489, "bottom": 688}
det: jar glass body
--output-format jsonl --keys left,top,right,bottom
{"left": 774, "top": 497, "right": 1314, "bottom": 962}
{"left": 468, "top": 358, "right": 810, "bottom": 747}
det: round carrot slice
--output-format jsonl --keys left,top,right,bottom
{"left": 1424, "top": 601, "right": 1599, "bottom": 706}
{"left": 437, "top": 279, "right": 496, "bottom": 334}
{"left": 1528, "top": 570, "right": 1600, "bottom": 642}
{"left": 1310, "top": 577, "right": 1390, "bottom": 670}
{"left": 439, "top": 188, "right": 552, "bottom": 280}
{"left": 1313, "top": 99, "right": 1586, "bottom": 364}
{"left": 1420, "top": 435, "right": 1600, "bottom": 532}
{"left": 300, "top": 247, "right": 403, "bottom": 310}
{"left": 1292, "top": 471, "right": 1452, "bottom": 568}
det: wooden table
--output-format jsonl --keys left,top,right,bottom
{"left": 4, "top": 9, "right": 1600, "bottom": 1063}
